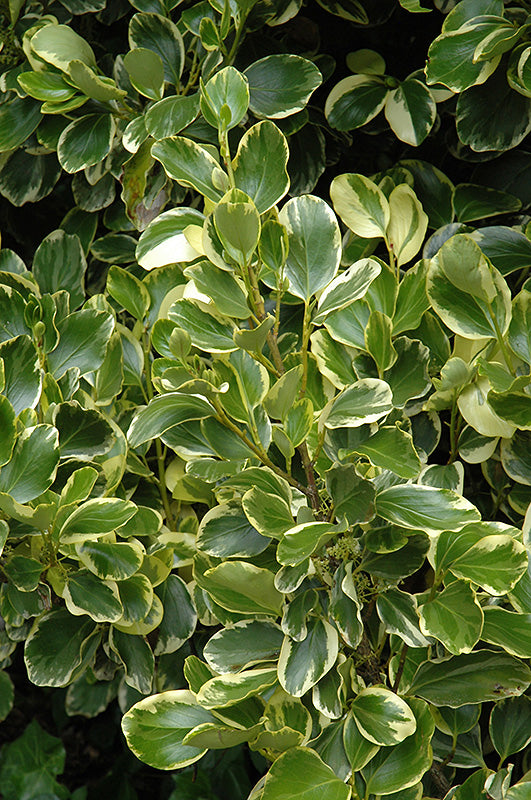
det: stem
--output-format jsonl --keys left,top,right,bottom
{"left": 143, "top": 334, "right": 176, "bottom": 529}
{"left": 391, "top": 643, "right": 409, "bottom": 692}
{"left": 387, "top": 240, "right": 398, "bottom": 283}
{"left": 225, "top": 9, "right": 249, "bottom": 64}
{"left": 298, "top": 442, "right": 321, "bottom": 512}
{"left": 487, "top": 302, "right": 515, "bottom": 375}
{"left": 299, "top": 301, "right": 312, "bottom": 398}
{"left": 212, "top": 398, "right": 310, "bottom": 496}
{"left": 247, "top": 262, "right": 285, "bottom": 375}
{"left": 220, "top": 127, "right": 235, "bottom": 187}
{"left": 447, "top": 398, "right": 462, "bottom": 464}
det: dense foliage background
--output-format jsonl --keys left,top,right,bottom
{"left": 2, "top": 1, "right": 531, "bottom": 798}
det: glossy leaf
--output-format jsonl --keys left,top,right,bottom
{"left": 409, "top": 651, "right": 531, "bottom": 707}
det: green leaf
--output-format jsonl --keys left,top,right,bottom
{"left": 0, "top": 670, "right": 14, "bottom": 722}
{"left": 425, "top": 23, "right": 501, "bottom": 92}
{"left": 418, "top": 581, "right": 483, "bottom": 654}
{"left": 376, "top": 485, "right": 480, "bottom": 533}
{"left": 241, "top": 487, "right": 294, "bottom": 539}
{"left": 64, "top": 569, "right": 123, "bottom": 622}
{"left": 0, "top": 97, "right": 42, "bottom": 153}
{"left": 121, "top": 689, "right": 215, "bottom": 769}
{"left": 0, "top": 285, "right": 30, "bottom": 343}
{"left": 213, "top": 189, "right": 261, "bottom": 266}
{"left": 53, "top": 401, "right": 113, "bottom": 460}
{"left": 409, "top": 650, "right": 531, "bottom": 707}
{"left": 489, "top": 696, "right": 531, "bottom": 763}
{"left": 385, "top": 78, "right": 436, "bottom": 146}
{"left": 377, "top": 588, "right": 432, "bottom": 648}
{"left": 310, "top": 329, "right": 358, "bottom": 390}
{"left": 454, "top": 184, "right": 521, "bottom": 223}
{"left": 0, "top": 719, "right": 66, "bottom": 800}
{"left": 124, "top": 47, "right": 164, "bottom": 100}
{"left": 398, "top": 159, "right": 454, "bottom": 229}
{"left": 0, "top": 335, "right": 41, "bottom": 415}
{"left": 24, "top": 608, "right": 97, "bottom": 687}
{"left": 481, "top": 607, "right": 531, "bottom": 658}
{"left": 75, "top": 541, "right": 143, "bottom": 580}
{"left": 0, "top": 395, "right": 16, "bottom": 467}
{"left": 232, "top": 121, "right": 290, "bottom": 214}
{"left": 261, "top": 747, "right": 350, "bottom": 800}
{"left": 285, "top": 399, "right": 313, "bottom": 448}
{"left": 278, "top": 617, "right": 339, "bottom": 696}
{"left": 457, "top": 66, "right": 531, "bottom": 152}
{"left": 364, "top": 310, "right": 396, "bottom": 373}
{"left": 18, "top": 69, "right": 77, "bottom": 102}
{"left": 343, "top": 711, "right": 379, "bottom": 771}
{"left": 351, "top": 688, "right": 416, "bottom": 746}
{"left": 233, "top": 315, "right": 275, "bottom": 353}
{"left": 345, "top": 426, "right": 422, "bottom": 479}
{"left": 325, "top": 75, "right": 389, "bottom": 131}
{"left": 201, "top": 561, "right": 283, "bottom": 615}
{"left": 184, "top": 260, "right": 249, "bottom": 319}
{"left": 471, "top": 226, "right": 531, "bottom": 277}
{"left": 449, "top": 534, "right": 527, "bottom": 595}
{"left": 129, "top": 12, "right": 184, "bottom": 86}
{"left": 33, "top": 230, "right": 87, "bottom": 309}
{"left": 277, "top": 521, "right": 337, "bottom": 567}
{"left": 151, "top": 137, "right": 223, "bottom": 203}
{"left": 129, "top": 392, "right": 214, "bottom": 448}
{"left": 155, "top": 574, "right": 197, "bottom": 655}
{"left": 66, "top": 60, "right": 126, "bottom": 103}
{"left": 204, "top": 620, "right": 284, "bottom": 673}
{"left": 386, "top": 184, "right": 428, "bottom": 266}
{"left": 29, "top": 23, "right": 96, "bottom": 70}
{"left": 314, "top": 257, "right": 382, "bottom": 324}
{"left": 48, "top": 309, "right": 114, "bottom": 379}
{"left": 330, "top": 172, "right": 390, "bottom": 238}
{"left": 244, "top": 55, "right": 322, "bottom": 119}
{"left": 362, "top": 698, "right": 434, "bottom": 796}
{"left": 59, "top": 498, "right": 137, "bottom": 543}
{"left": 197, "top": 667, "right": 277, "bottom": 709}
{"left": 57, "top": 114, "right": 115, "bottom": 174}
{"left": 427, "top": 234, "right": 511, "bottom": 339}
{"left": 330, "top": 564, "right": 363, "bottom": 648}
{"left": 278, "top": 195, "right": 341, "bottom": 301}
{"left": 145, "top": 94, "right": 200, "bottom": 140}
{"left": 501, "top": 430, "right": 531, "bottom": 485}
{"left": 488, "top": 390, "right": 531, "bottom": 430}
{"left": 109, "top": 628, "right": 154, "bottom": 694}
{"left": 325, "top": 464, "right": 376, "bottom": 525}
{"left": 0, "top": 424, "right": 59, "bottom": 503}
{"left": 508, "top": 290, "right": 531, "bottom": 363}
{"left": 136, "top": 208, "right": 204, "bottom": 270}
{"left": 196, "top": 503, "right": 271, "bottom": 557}
{"left": 168, "top": 299, "right": 236, "bottom": 353}
{"left": 115, "top": 574, "right": 154, "bottom": 627}
{"left": 200, "top": 66, "right": 249, "bottom": 130}
{"left": 107, "top": 265, "right": 150, "bottom": 321}
{"left": 325, "top": 378, "right": 393, "bottom": 428}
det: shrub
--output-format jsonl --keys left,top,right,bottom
{"left": 1, "top": 1, "right": 531, "bottom": 799}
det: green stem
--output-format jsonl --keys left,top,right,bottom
{"left": 212, "top": 398, "right": 310, "bottom": 496}
{"left": 387, "top": 240, "right": 398, "bottom": 283}
{"left": 220, "top": 127, "right": 235, "bottom": 187}
{"left": 247, "top": 261, "right": 285, "bottom": 375}
{"left": 299, "top": 301, "right": 312, "bottom": 398}
{"left": 487, "top": 302, "right": 515, "bottom": 375}
{"left": 225, "top": 9, "right": 249, "bottom": 64}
